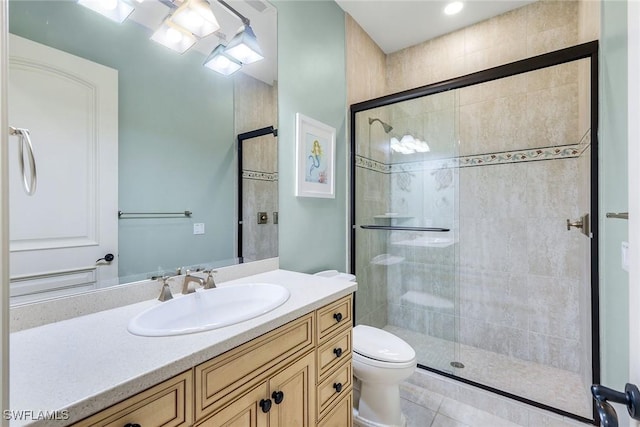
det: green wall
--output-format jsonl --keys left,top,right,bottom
{"left": 275, "top": 0, "right": 347, "bottom": 273}
{"left": 600, "top": 0, "right": 629, "bottom": 393}
{"left": 9, "top": 1, "right": 236, "bottom": 282}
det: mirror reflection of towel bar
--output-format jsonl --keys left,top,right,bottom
{"left": 118, "top": 210, "right": 192, "bottom": 218}
{"left": 606, "top": 212, "right": 629, "bottom": 220}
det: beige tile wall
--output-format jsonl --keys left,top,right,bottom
{"left": 347, "top": 0, "right": 599, "bottom": 400}
{"left": 234, "top": 73, "right": 278, "bottom": 262}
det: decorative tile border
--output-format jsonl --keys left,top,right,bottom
{"left": 242, "top": 170, "right": 278, "bottom": 181}
{"left": 355, "top": 156, "right": 391, "bottom": 174}
{"left": 357, "top": 129, "right": 591, "bottom": 173}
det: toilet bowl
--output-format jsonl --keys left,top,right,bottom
{"left": 352, "top": 325, "right": 417, "bottom": 427}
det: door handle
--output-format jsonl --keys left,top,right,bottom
{"left": 591, "top": 383, "right": 640, "bottom": 427}
{"left": 566, "top": 213, "right": 591, "bottom": 237}
{"left": 96, "top": 253, "right": 115, "bottom": 264}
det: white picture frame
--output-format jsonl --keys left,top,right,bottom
{"left": 295, "top": 113, "right": 336, "bottom": 198}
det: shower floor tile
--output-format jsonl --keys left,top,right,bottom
{"left": 384, "top": 325, "right": 592, "bottom": 419}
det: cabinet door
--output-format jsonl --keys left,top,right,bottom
{"left": 198, "top": 382, "right": 269, "bottom": 427}
{"left": 268, "top": 352, "right": 316, "bottom": 427}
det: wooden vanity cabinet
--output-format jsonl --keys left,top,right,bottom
{"left": 315, "top": 296, "right": 353, "bottom": 427}
{"left": 72, "top": 371, "right": 192, "bottom": 427}
{"left": 72, "top": 295, "right": 353, "bottom": 427}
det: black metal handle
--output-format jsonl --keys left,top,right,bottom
{"left": 333, "top": 382, "right": 343, "bottom": 393}
{"left": 259, "top": 398, "right": 272, "bottom": 413}
{"left": 333, "top": 312, "right": 343, "bottom": 322}
{"left": 272, "top": 390, "right": 284, "bottom": 404}
{"left": 333, "top": 347, "right": 343, "bottom": 358}
{"left": 124, "top": 424, "right": 141, "bottom": 427}
{"left": 96, "top": 253, "right": 115, "bottom": 264}
{"left": 591, "top": 383, "right": 640, "bottom": 426}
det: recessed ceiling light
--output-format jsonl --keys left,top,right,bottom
{"left": 444, "top": 1, "right": 464, "bottom": 15}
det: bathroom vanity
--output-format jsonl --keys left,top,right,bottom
{"left": 9, "top": 270, "right": 356, "bottom": 427}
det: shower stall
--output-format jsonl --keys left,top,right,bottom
{"left": 350, "top": 43, "right": 599, "bottom": 422}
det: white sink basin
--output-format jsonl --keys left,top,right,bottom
{"left": 128, "top": 283, "right": 290, "bottom": 337}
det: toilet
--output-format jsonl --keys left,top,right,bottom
{"left": 352, "top": 325, "right": 417, "bottom": 427}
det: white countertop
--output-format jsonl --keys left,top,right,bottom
{"left": 9, "top": 269, "right": 357, "bottom": 426}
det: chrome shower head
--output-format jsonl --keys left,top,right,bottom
{"left": 368, "top": 117, "right": 393, "bottom": 134}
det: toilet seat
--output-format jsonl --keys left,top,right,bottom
{"left": 353, "top": 325, "right": 416, "bottom": 364}
{"left": 353, "top": 350, "right": 417, "bottom": 369}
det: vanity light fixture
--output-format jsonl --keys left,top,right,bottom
{"left": 444, "top": 1, "right": 464, "bottom": 16}
{"left": 224, "top": 24, "right": 264, "bottom": 64}
{"left": 151, "top": 19, "right": 197, "bottom": 53}
{"left": 77, "top": 0, "right": 134, "bottom": 23}
{"left": 203, "top": 44, "right": 242, "bottom": 76}
{"left": 168, "top": 0, "right": 220, "bottom": 38}
{"left": 216, "top": 0, "right": 264, "bottom": 64}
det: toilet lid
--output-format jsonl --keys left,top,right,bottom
{"left": 353, "top": 325, "right": 416, "bottom": 363}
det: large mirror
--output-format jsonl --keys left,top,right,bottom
{"left": 7, "top": 0, "right": 277, "bottom": 304}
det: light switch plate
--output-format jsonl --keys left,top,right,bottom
{"left": 622, "top": 241, "right": 629, "bottom": 272}
{"left": 193, "top": 223, "right": 205, "bottom": 235}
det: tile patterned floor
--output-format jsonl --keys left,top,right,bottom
{"left": 399, "top": 374, "right": 591, "bottom": 427}
{"left": 384, "top": 325, "right": 592, "bottom": 419}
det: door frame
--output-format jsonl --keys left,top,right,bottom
{"left": 0, "top": 1, "right": 8, "bottom": 423}
{"left": 627, "top": 2, "right": 640, "bottom": 426}
{"left": 349, "top": 41, "right": 600, "bottom": 423}
{"left": 236, "top": 125, "right": 277, "bottom": 263}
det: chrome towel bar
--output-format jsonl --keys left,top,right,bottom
{"left": 118, "top": 210, "right": 192, "bottom": 218}
{"left": 360, "top": 225, "right": 450, "bottom": 232}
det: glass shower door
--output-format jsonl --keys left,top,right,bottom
{"left": 353, "top": 90, "right": 460, "bottom": 374}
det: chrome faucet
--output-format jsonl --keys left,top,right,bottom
{"left": 182, "top": 272, "right": 205, "bottom": 294}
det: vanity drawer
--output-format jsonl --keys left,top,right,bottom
{"left": 317, "top": 359, "right": 352, "bottom": 420}
{"left": 73, "top": 370, "right": 192, "bottom": 427}
{"left": 317, "top": 295, "right": 352, "bottom": 342}
{"left": 317, "top": 327, "right": 352, "bottom": 380}
{"left": 317, "top": 391, "right": 353, "bottom": 427}
{"left": 195, "top": 313, "right": 314, "bottom": 420}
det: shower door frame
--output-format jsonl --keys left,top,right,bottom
{"left": 349, "top": 41, "right": 600, "bottom": 424}
{"left": 236, "top": 125, "right": 278, "bottom": 264}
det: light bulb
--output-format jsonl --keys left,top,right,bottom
{"left": 166, "top": 27, "right": 183, "bottom": 44}
{"left": 183, "top": 9, "right": 204, "bottom": 28}
{"left": 101, "top": 0, "right": 118, "bottom": 11}
{"left": 444, "top": 1, "right": 464, "bottom": 16}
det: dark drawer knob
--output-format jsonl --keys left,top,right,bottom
{"left": 333, "top": 312, "right": 343, "bottom": 322}
{"left": 333, "top": 347, "right": 343, "bottom": 358}
{"left": 124, "top": 424, "right": 141, "bottom": 427}
{"left": 272, "top": 390, "right": 284, "bottom": 404}
{"left": 259, "top": 398, "right": 272, "bottom": 413}
{"left": 333, "top": 382, "right": 343, "bottom": 393}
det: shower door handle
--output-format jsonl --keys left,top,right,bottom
{"left": 566, "top": 213, "right": 591, "bottom": 237}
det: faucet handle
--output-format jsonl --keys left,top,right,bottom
{"left": 203, "top": 270, "right": 217, "bottom": 289}
{"left": 157, "top": 276, "right": 173, "bottom": 302}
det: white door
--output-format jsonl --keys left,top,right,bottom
{"left": 8, "top": 34, "right": 118, "bottom": 302}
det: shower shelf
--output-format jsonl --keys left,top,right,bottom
{"left": 360, "top": 225, "right": 450, "bottom": 232}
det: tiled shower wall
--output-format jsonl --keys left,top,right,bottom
{"left": 348, "top": 0, "right": 599, "bottom": 376}
{"left": 234, "top": 74, "right": 278, "bottom": 262}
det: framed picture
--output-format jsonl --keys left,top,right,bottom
{"left": 295, "top": 113, "right": 336, "bottom": 198}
